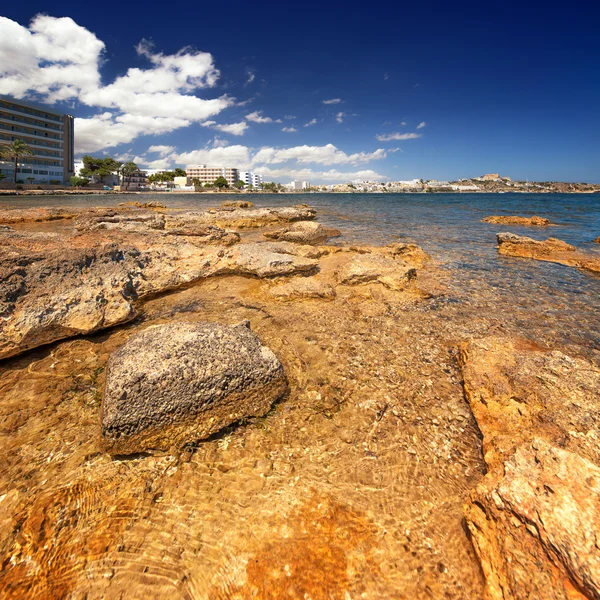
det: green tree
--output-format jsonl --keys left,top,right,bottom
{"left": 119, "top": 161, "right": 138, "bottom": 190}
{"left": 0, "top": 173, "right": 6, "bottom": 181}
{"left": 174, "top": 168, "right": 187, "bottom": 177}
{"left": 234, "top": 180, "right": 245, "bottom": 189}
{"left": 80, "top": 156, "right": 120, "bottom": 183}
{"left": 0, "top": 139, "right": 34, "bottom": 183}
{"left": 69, "top": 176, "right": 89, "bottom": 187}
{"left": 213, "top": 176, "right": 229, "bottom": 189}
{"left": 191, "top": 178, "right": 203, "bottom": 191}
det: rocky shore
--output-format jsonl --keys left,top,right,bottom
{"left": 0, "top": 202, "right": 599, "bottom": 599}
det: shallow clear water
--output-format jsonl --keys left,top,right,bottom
{"left": 2, "top": 192, "right": 600, "bottom": 598}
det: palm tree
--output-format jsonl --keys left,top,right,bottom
{"left": 0, "top": 139, "right": 34, "bottom": 183}
{"left": 120, "top": 161, "right": 138, "bottom": 190}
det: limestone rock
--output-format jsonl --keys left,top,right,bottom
{"left": 190, "top": 206, "right": 317, "bottom": 228}
{"left": 0, "top": 245, "right": 148, "bottom": 360}
{"left": 221, "top": 200, "right": 254, "bottom": 208}
{"left": 268, "top": 277, "right": 336, "bottom": 300}
{"left": 0, "top": 206, "right": 83, "bottom": 224}
{"left": 459, "top": 337, "right": 600, "bottom": 599}
{"left": 594, "top": 236, "right": 600, "bottom": 244}
{"left": 497, "top": 233, "right": 600, "bottom": 274}
{"left": 384, "top": 243, "right": 430, "bottom": 267}
{"left": 466, "top": 439, "right": 600, "bottom": 600}
{"left": 458, "top": 337, "right": 600, "bottom": 468}
{"left": 219, "top": 242, "right": 318, "bottom": 278}
{"left": 74, "top": 209, "right": 166, "bottom": 233}
{"left": 118, "top": 201, "right": 167, "bottom": 209}
{"left": 483, "top": 215, "right": 551, "bottom": 226}
{"left": 264, "top": 221, "right": 341, "bottom": 245}
{"left": 335, "top": 253, "right": 417, "bottom": 290}
{"left": 101, "top": 321, "right": 288, "bottom": 454}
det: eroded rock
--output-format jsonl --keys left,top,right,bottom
{"left": 335, "top": 253, "right": 417, "bottom": 290}
{"left": 459, "top": 337, "right": 600, "bottom": 599}
{"left": 497, "top": 232, "right": 600, "bottom": 273}
{"left": 0, "top": 206, "right": 83, "bottom": 224}
{"left": 264, "top": 221, "right": 341, "bottom": 245}
{"left": 268, "top": 277, "right": 336, "bottom": 300}
{"left": 466, "top": 439, "right": 600, "bottom": 600}
{"left": 191, "top": 205, "right": 317, "bottom": 228}
{"left": 221, "top": 200, "right": 254, "bottom": 208}
{"left": 483, "top": 215, "right": 551, "bottom": 226}
{"left": 74, "top": 209, "right": 166, "bottom": 233}
{"left": 101, "top": 321, "right": 288, "bottom": 454}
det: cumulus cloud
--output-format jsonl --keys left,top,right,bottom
{"left": 0, "top": 15, "right": 233, "bottom": 153}
{"left": 245, "top": 110, "right": 279, "bottom": 124}
{"left": 335, "top": 112, "right": 345, "bottom": 124}
{"left": 148, "top": 144, "right": 175, "bottom": 156}
{"left": 304, "top": 118, "right": 318, "bottom": 127}
{"left": 417, "top": 121, "right": 427, "bottom": 129}
{"left": 201, "top": 120, "right": 249, "bottom": 135}
{"left": 136, "top": 141, "right": 388, "bottom": 183}
{"left": 281, "top": 127, "right": 297, "bottom": 132}
{"left": 323, "top": 98, "right": 342, "bottom": 104}
{"left": 375, "top": 132, "right": 422, "bottom": 141}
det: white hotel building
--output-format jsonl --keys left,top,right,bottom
{"left": 238, "top": 171, "right": 263, "bottom": 188}
{"left": 0, "top": 96, "right": 74, "bottom": 184}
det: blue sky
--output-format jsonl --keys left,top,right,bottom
{"left": 1, "top": 1, "right": 599, "bottom": 183}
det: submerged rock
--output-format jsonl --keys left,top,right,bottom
{"left": 264, "top": 221, "right": 341, "bottom": 245}
{"left": 335, "top": 253, "right": 417, "bottom": 290}
{"left": 483, "top": 215, "right": 551, "bottom": 226}
{"left": 459, "top": 337, "right": 600, "bottom": 599}
{"left": 497, "top": 232, "right": 600, "bottom": 273}
{"left": 101, "top": 321, "right": 288, "bottom": 454}
{"left": 268, "top": 277, "right": 336, "bottom": 300}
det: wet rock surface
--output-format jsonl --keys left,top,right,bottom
{"left": 267, "top": 276, "right": 337, "bottom": 300}
{"left": 497, "top": 232, "right": 600, "bottom": 273}
{"left": 335, "top": 252, "right": 417, "bottom": 290}
{"left": 459, "top": 337, "right": 600, "bottom": 599}
{"left": 483, "top": 215, "right": 551, "bottom": 226}
{"left": 102, "top": 321, "right": 288, "bottom": 454}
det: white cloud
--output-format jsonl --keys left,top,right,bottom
{"left": 258, "top": 166, "right": 387, "bottom": 182}
{"left": 401, "top": 121, "right": 407, "bottom": 126}
{"left": 335, "top": 112, "right": 345, "bottom": 124}
{"left": 281, "top": 127, "right": 297, "bottom": 132}
{"left": 148, "top": 144, "right": 175, "bottom": 156}
{"left": 384, "top": 73, "right": 389, "bottom": 80}
{"left": 417, "top": 121, "right": 427, "bottom": 129}
{"left": 202, "top": 120, "right": 249, "bottom": 136}
{"left": 304, "top": 118, "right": 318, "bottom": 127}
{"left": 137, "top": 141, "right": 388, "bottom": 183}
{"left": 251, "top": 144, "right": 386, "bottom": 166}
{"left": 376, "top": 132, "right": 422, "bottom": 141}
{"left": 388, "top": 147, "right": 403, "bottom": 153}
{"left": 0, "top": 15, "right": 234, "bottom": 153}
{"left": 245, "top": 69, "right": 255, "bottom": 85}
{"left": 284, "top": 115, "right": 296, "bottom": 120}
{"left": 323, "top": 98, "right": 342, "bottom": 105}
{"left": 245, "top": 110, "right": 275, "bottom": 123}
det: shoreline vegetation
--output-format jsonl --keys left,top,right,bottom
{"left": 1, "top": 201, "right": 600, "bottom": 598}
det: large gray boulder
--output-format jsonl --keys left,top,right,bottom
{"left": 101, "top": 321, "right": 288, "bottom": 454}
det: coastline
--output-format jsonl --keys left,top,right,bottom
{"left": 0, "top": 199, "right": 599, "bottom": 599}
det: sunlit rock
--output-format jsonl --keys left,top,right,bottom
{"left": 101, "top": 321, "right": 288, "bottom": 454}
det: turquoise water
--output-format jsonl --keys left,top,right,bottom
{"left": 4, "top": 191, "right": 600, "bottom": 355}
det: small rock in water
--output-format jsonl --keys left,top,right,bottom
{"left": 101, "top": 321, "right": 288, "bottom": 454}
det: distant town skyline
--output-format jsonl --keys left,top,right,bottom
{"left": 1, "top": 2, "right": 599, "bottom": 183}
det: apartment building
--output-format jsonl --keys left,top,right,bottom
{"left": 0, "top": 96, "right": 74, "bottom": 184}
{"left": 185, "top": 164, "right": 239, "bottom": 186}
{"left": 238, "top": 171, "right": 263, "bottom": 188}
